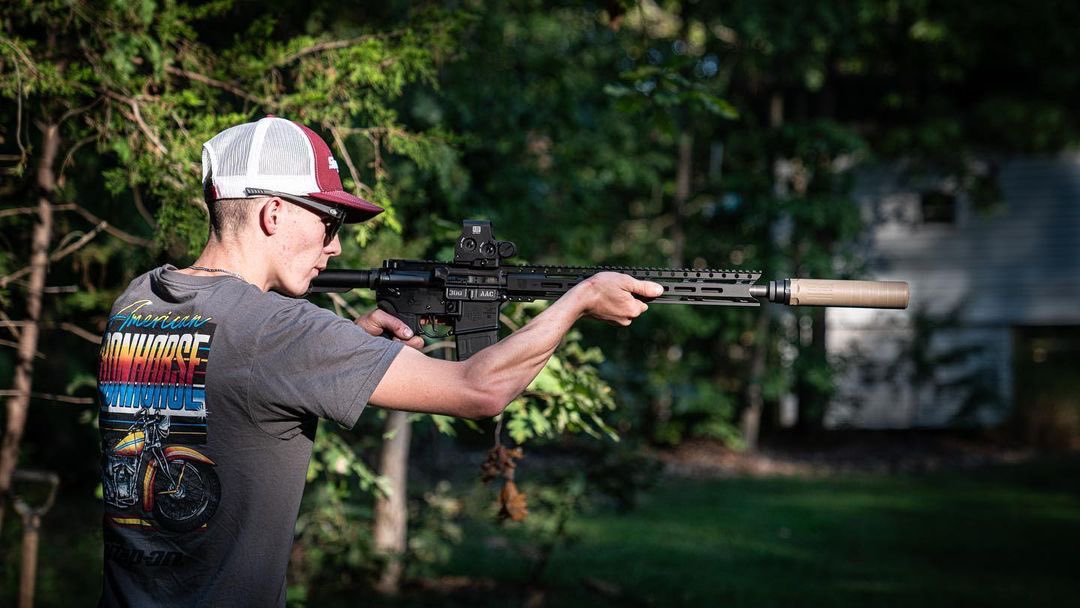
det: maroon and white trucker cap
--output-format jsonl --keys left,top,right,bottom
{"left": 201, "top": 115, "right": 384, "bottom": 222}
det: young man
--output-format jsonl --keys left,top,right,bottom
{"left": 97, "top": 116, "right": 662, "bottom": 606}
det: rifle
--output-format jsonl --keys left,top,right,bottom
{"left": 310, "top": 220, "right": 909, "bottom": 360}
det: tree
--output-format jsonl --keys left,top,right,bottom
{"left": 427, "top": 0, "right": 864, "bottom": 451}
{"left": 0, "top": 0, "right": 458, "bottom": 544}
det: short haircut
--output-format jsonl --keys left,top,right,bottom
{"left": 208, "top": 197, "right": 257, "bottom": 238}
{"left": 204, "top": 170, "right": 265, "bottom": 238}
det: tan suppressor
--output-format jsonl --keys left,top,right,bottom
{"left": 788, "top": 279, "right": 908, "bottom": 308}
{"left": 750, "top": 279, "right": 909, "bottom": 309}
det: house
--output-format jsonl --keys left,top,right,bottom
{"left": 824, "top": 154, "right": 1080, "bottom": 431}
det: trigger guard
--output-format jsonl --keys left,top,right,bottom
{"left": 417, "top": 315, "right": 452, "bottom": 339}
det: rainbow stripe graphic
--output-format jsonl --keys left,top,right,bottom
{"left": 98, "top": 300, "right": 217, "bottom": 423}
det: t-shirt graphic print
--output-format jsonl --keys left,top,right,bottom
{"left": 99, "top": 298, "right": 221, "bottom": 533}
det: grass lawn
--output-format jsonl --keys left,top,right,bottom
{"left": 430, "top": 458, "right": 1080, "bottom": 607}
{"left": 5, "top": 457, "right": 1080, "bottom": 607}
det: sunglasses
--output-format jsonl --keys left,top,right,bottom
{"left": 245, "top": 187, "right": 346, "bottom": 246}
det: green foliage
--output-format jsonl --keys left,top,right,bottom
{"left": 605, "top": 61, "right": 739, "bottom": 121}
{"left": 292, "top": 465, "right": 379, "bottom": 596}
{"left": 488, "top": 471, "right": 590, "bottom": 585}
{"left": 306, "top": 421, "right": 386, "bottom": 494}
{"left": 405, "top": 481, "right": 465, "bottom": 578}
{"left": 504, "top": 321, "right": 618, "bottom": 444}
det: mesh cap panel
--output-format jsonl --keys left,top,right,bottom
{"left": 208, "top": 123, "right": 255, "bottom": 177}
{"left": 259, "top": 121, "right": 312, "bottom": 176}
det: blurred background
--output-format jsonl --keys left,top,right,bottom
{"left": 2, "top": 0, "right": 1079, "bottom": 606}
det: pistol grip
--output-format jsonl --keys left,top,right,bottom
{"left": 377, "top": 300, "right": 421, "bottom": 339}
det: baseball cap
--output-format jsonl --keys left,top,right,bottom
{"left": 201, "top": 115, "right": 384, "bottom": 223}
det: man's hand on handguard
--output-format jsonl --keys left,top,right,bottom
{"left": 573, "top": 271, "right": 665, "bottom": 326}
{"left": 355, "top": 308, "right": 426, "bottom": 350}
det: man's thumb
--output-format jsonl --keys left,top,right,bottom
{"left": 642, "top": 281, "right": 665, "bottom": 298}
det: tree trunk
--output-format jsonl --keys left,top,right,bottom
{"left": 741, "top": 312, "right": 770, "bottom": 452}
{"left": 795, "top": 307, "right": 828, "bottom": 432}
{"left": 372, "top": 410, "right": 411, "bottom": 595}
{"left": 670, "top": 130, "right": 692, "bottom": 268}
{"left": 0, "top": 123, "right": 59, "bottom": 534}
{"left": 648, "top": 130, "right": 694, "bottom": 439}
{"left": 741, "top": 93, "right": 785, "bottom": 452}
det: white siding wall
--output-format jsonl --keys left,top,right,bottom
{"left": 826, "top": 154, "right": 1080, "bottom": 428}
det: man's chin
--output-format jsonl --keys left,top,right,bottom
{"left": 273, "top": 280, "right": 310, "bottom": 298}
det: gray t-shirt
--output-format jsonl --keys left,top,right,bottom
{"left": 97, "top": 265, "right": 402, "bottom": 607}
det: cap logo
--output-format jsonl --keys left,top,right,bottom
{"left": 328, "top": 156, "right": 339, "bottom": 172}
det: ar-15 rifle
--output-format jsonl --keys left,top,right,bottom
{"left": 310, "top": 220, "right": 909, "bottom": 360}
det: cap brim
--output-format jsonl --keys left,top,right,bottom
{"left": 307, "top": 190, "right": 385, "bottom": 223}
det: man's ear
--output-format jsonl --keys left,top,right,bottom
{"left": 258, "top": 196, "right": 285, "bottom": 236}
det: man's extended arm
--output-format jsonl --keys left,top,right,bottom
{"left": 367, "top": 272, "right": 663, "bottom": 419}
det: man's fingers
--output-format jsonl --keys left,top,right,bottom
{"left": 395, "top": 335, "right": 425, "bottom": 351}
{"left": 357, "top": 309, "right": 416, "bottom": 341}
{"left": 370, "top": 309, "right": 414, "bottom": 339}
{"left": 394, "top": 323, "right": 415, "bottom": 340}
{"left": 636, "top": 279, "right": 665, "bottom": 299}
{"left": 576, "top": 272, "right": 660, "bottom": 326}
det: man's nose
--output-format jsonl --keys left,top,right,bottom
{"left": 326, "top": 232, "right": 342, "bottom": 255}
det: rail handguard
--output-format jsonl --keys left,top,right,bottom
{"left": 310, "top": 220, "right": 909, "bottom": 360}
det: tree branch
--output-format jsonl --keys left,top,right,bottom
{"left": 103, "top": 91, "right": 167, "bottom": 156}
{"left": 0, "top": 203, "right": 75, "bottom": 219}
{"left": 0, "top": 390, "right": 94, "bottom": 405}
{"left": 0, "top": 321, "right": 100, "bottom": 344}
{"left": 41, "top": 285, "right": 78, "bottom": 294}
{"left": 67, "top": 203, "right": 154, "bottom": 247}
{"left": 0, "top": 207, "right": 36, "bottom": 219}
{"left": 499, "top": 313, "right": 521, "bottom": 332}
{"left": 50, "top": 222, "right": 108, "bottom": 261}
{"left": 59, "top": 133, "right": 99, "bottom": 183}
{"left": 327, "top": 292, "right": 363, "bottom": 320}
{"left": 164, "top": 65, "right": 270, "bottom": 107}
{"left": 364, "top": 129, "right": 386, "bottom": 180}
{"left": 0, "top": 221, "right": 108, "bottom": 288}
{"left": 0, "top": 340, "right": 43, "bottom": 360}
{"left": 422, "top": 341, "right": 455, "bottom": 355}
{"left": 0, "top": 203, "right": 153, "bottom": 246}
{"left": 327, "top": 125, "right": 373, "bottom": 196}
{"left": 276, "top": 31, "right": 406, "bottom": 67}
{"left": 130, "top": 183, "right": 157, "bottom": 230}
{"left": 59, "top": 322, "right": 101, "bottom": 344}
{"left": 0, "top": 38, "right": 42, "bottom": 78}
{"left": 0, "top": 309, "right": 21, "bottom": 341}
{"left": 12, "top": 47, "right": 27, "bottom": 166}
{"left": 57, "top": 97, "right": 102, "bottom": 130}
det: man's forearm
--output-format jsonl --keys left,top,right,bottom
{"left": 461, "top": 284, "right": 590, "bottom": 413}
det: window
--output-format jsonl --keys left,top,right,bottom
{"left": 920, "top": 190, "right": 957, "bottom": 224}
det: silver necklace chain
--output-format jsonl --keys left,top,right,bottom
{"left": 188, "top": 265, "right": 246, "bottom": 282}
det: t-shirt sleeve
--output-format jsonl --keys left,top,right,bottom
{"left": 248, "top": 299, "right": 403, "bottom": 435}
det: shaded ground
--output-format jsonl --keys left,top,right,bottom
{"left": 656, "top": 431, "right": 1036, "bottom": 478}
{"left": 311, "top": 445, "right": 1080, "bottom": 608}
{"left": 4, "top": 435, "right": 1077, "bottom": 608}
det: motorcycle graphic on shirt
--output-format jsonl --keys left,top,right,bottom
{"left": 104, "top": 408, "right": 220, "bottom": 532}
{"left": 98, "top": 299, "right": 221, "bottom": 532}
